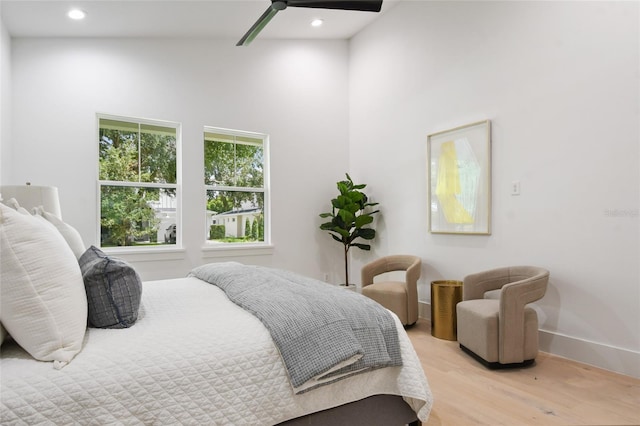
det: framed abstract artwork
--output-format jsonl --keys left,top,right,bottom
{"left": 427, "top": 120, "right": 491, "bottom": 235}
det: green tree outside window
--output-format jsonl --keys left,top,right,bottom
{"left": 98, "top": 117, "right": 178, "bottom": 247}
{"left": 204, "top": 129, "right": 267, "bottom": 244}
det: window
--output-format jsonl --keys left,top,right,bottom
{"left": 98, "top": 115, "right": 180, "bottom": 248}
{"left": 204, "top": 127, "right": 269, "bottom": 246}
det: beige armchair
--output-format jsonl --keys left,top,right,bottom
{"left": 361, "top": 255, "right": 422, "bottom": 326}
{"left": 456, "top": 266, "right": 550, "bottom": 368}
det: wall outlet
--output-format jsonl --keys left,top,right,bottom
{"left": 323, "top": 273, "right": 329, "bottom": 282}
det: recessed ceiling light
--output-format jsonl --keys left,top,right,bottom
{"left": 311, "top": 19, "right": 324, "bottom": 28}
{"left": 67, "top": 9, "right": 87, "bottom": 20}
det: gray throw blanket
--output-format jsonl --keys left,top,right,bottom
{"left": 190, "top": 262, "right": 402, "bottom": 393}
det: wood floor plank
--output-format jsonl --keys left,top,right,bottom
{"left": 406, "top": 319, "right": 640, "bottom": 426}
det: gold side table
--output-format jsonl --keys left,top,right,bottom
{"left": 430, "top": 280, "right": 463, "bottom": 341}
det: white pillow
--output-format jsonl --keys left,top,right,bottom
{"left": 5, "top": 197, "right": 29, "bottom": 215}
{"left": 35, "top": 207, "right": 86, "bottom": 259}
{"left": 8, "top": 198, "right": 65, "bottom": 242}
{"left": 0, "top": 203, "right": 87, "bottom": 368}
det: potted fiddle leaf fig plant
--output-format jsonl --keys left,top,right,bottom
{"left": 319, "top": 173, "right": 379, "bottom": 287}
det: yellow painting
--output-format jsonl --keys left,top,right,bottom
{"left": 428, "top": 120, "right": 491, "bottom": 234}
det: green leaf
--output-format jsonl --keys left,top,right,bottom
{"left": 319, "top": 212, "right": 333, "bottom": 218}
{"left": 350, "top": 243, "right": 371, "bottom": 250}
{"left": 331, "top": 234, "right": 343, "bottom": 243}
{"left": 333, "top": 215, "right": 347, "bottom": 229}
{"left": 355, "top": 215, "right": 373, "bottom": 228}
{"left": 339, "top": 194, "right": 354, "bottom": 205}
{"left": 333, "top": 195, "right": 351, "bottom": 209}
{"left": 344, "top": 203, "right": 359, "bottom": 214}
{"left": 356, "top": 228, "right": 376, "bottom": 240}
{"left": 333, "top": 227, "right": 350, "bottom": 238}
{"left": 338, "top": 209, "right": 355, "bottom": 225}
{"left": 347, "top": 191, "right": 364, "bottom": 203}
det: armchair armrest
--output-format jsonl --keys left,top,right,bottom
{"left": 360, "top": 255, "right": 421, "bottom": 289}
{"left": 361, "top": 257, "right": 388, "bottom": 288}
{"left": 498, "top": 267, "right": 550, "bottom": 363}
{"left": 404, "top": 257, "right": 421, "bottom": 306}
{"left": 462, "top": 267, "right": 512, "bottom": 301}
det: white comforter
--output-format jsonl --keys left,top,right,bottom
{"left": 1, "top": 276, "right": 432, "bottom": 425}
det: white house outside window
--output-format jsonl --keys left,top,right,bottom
{"left": 97, "top": 114, "right": 180, "bottom": 249}
{"left": 204, "top": 127, "right": 269, "bottom": 246}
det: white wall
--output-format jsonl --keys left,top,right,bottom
{"left": 0, "top": 12, "right": 11, "bottom": 185}
{"left": 8, "top": 38, "right": 349, "bottom": 281}
{"left": 349, "top": 1, "right": 639, "bottom": 377}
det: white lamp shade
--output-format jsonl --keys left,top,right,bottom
{"left": 0, "top": 185, "right": 62, "bottom": 219}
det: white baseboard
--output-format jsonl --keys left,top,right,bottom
{"left": 418, "top": 301, "right": 431, "bottom": 321}
{"left": 537, "top": 329, "right": 640, "bottom": 378}
{"left": 418, "top": 301, "right": 640, "bottom": 378}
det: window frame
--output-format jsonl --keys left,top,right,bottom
{"left": 96, "top": 113, "right": 182, "bottom": 253}
{"left": 202, "top": 126, "right": 271, "bottom": 251}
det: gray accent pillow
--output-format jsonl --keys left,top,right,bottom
{"left": 79, "top": 246, "right": 142, "bottom": 329}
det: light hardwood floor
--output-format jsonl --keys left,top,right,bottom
{"left": 406, "top": 319, "right": 640, "bottom": 426}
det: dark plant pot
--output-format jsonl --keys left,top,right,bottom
{"left": 339, "top": 283, "right": 357, "bottom": 292}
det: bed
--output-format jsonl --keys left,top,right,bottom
{"left": 0, "top": 201, "right": 433, "bottom": 425}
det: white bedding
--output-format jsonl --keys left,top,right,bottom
{"left": 1, "top": 276, "right": 432, "bottom": 425}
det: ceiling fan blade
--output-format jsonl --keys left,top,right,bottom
{"left": 286, "top": 0, "right": 382, "bottom": 12}
{"left": 236, "top": 5, "right": 282, "bottom": 46}
{"left": 236, "top": 0, "right": 382, "bottom": 46}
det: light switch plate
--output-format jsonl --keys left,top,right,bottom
{"left": 511, "top": 181, "right": 521, "bottom": 195}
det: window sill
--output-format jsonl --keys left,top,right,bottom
{"left": 101, "top": 246, "right": 186, "bottom": 262}
{"left": 201, "top": 243, "right": 274, "bottom": 258}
